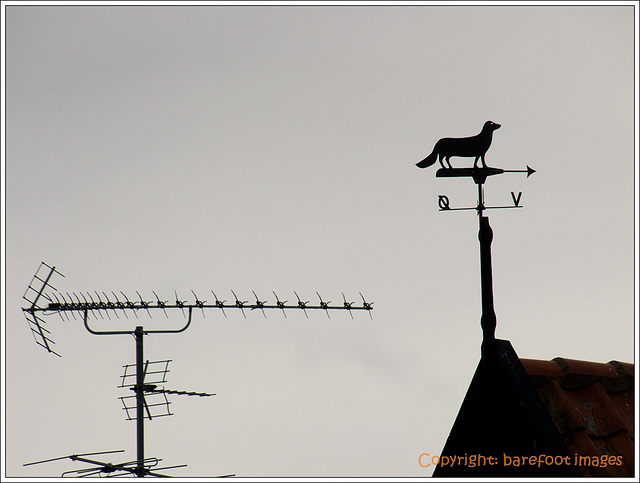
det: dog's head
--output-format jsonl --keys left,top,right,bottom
{"left": 484, "top": 120, "right": 501, "bottom": 131}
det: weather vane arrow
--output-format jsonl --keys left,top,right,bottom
{"left": 435, "top": 164, "right": 535, "bottom": 184}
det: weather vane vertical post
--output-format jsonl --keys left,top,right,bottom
{"left": 416, "top": 121, "right": 535, "bottom": 346}
{"left": 476, "top": 180, "right": 496, "bottom": 342}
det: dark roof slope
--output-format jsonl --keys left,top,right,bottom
{"left": 521, "top": 357, "right": 634, "bottom": 477}
{"left": 433, "top": 340, "right": 580, "bottom": 476}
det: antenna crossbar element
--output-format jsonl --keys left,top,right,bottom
{"left": 22, "top": 262, "right": 64, "bottom": 310}
{"left": 23, "top": 311, "right": 60, "bottom": 357}
{"left": 119, "top": 360, "right": 171, "bottom": 388}
{"left": 120, "top": 392, "right": 173, "bottom": 421}
{"left": 21, "top": 262, "right": 65, "bottom": 356}
{"left": 23, "top": 449, "right": 126, "bottom": 467}
{"left": 23, "top": 450, "right": 189, "bottom": 478}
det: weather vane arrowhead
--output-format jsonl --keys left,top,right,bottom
{"left": 527, "top": 165, "right": 536, "bottom": 177}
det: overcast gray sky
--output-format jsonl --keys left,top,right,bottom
{"left": 2, "top": 2, "right": 637, "bottom": 479}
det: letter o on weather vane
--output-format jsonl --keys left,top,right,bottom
{"left": 438, "top": 195, "right": 450, "bottom": 211}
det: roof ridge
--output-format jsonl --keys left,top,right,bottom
{"left": 522, "top": 358, "right": 634, "bottom": 393}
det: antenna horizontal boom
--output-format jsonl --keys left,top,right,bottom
{"left": 35, "top": 291, "right": 374, "bottom": 317}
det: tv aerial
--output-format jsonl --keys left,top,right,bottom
{"left": 20, "top": 262, "right": 373, "bottom": 476}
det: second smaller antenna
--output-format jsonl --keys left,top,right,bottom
{"left": 118, "top": 359, "right": 215, "bottom": 421}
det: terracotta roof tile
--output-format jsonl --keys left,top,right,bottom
{"left": 553, "top": 357, "right": 619, "bottom": 377}
{"left": 611, "top": 360, "right": 634, "bottom": 376}
{"left": 609, "top": 390, "right": 634, "bottom": 432}
{"left": 563, "top": 429, "right": 619, "bottom": 477}
{"left": 520, "top": 358, "right": 563, "bottom": 376}
{"left": 562, "top": 383, "right": 626, "bottom": 437}
{"left": 535, "top": 379, "right": 585, "bottom": 434}
{"left": 522, "top": 357, "right": 634, "bottom": 477}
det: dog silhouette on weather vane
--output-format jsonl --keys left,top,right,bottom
{"left": 416, "top": 121, "right": 501, "bottom": 170}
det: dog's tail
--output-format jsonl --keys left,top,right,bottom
{"left": 416, "top": 149, "right": 437, "bottom": 168}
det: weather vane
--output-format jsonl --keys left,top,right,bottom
{"left": 416, "top": 121, "right": 535, "bottom": 344}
